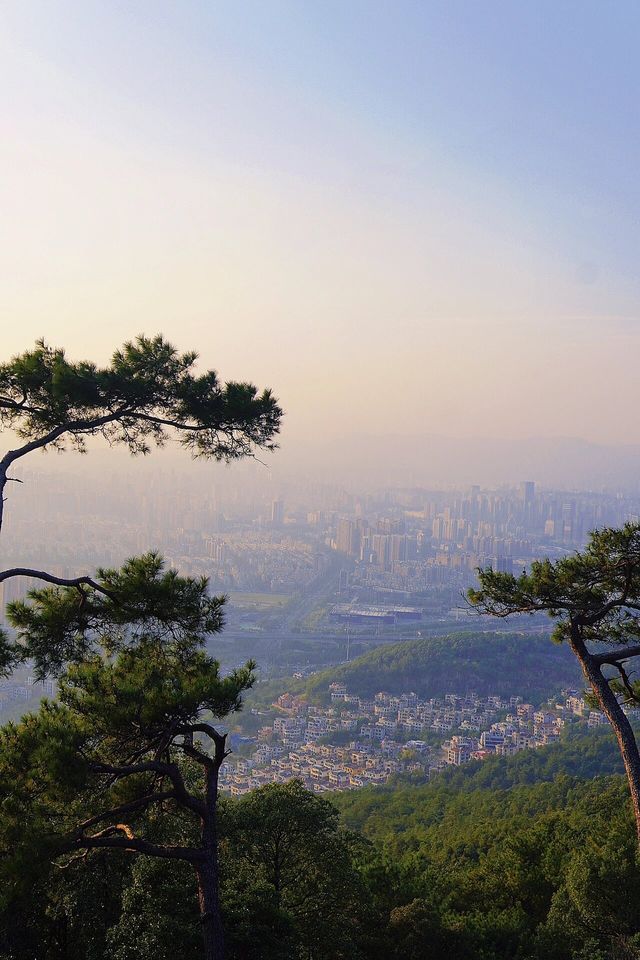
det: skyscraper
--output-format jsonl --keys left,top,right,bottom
{"left": 336, "top": 518, "right": 361, "bottom": 557}
{"left": 520, "top": 481, "right": 535, "bottom": 504}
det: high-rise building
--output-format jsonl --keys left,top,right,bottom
{"left": 389, "top": 534, "right": 408, "bottom": 563}
{"left": 336, "top": 518, "right": 361, "bottom": 557}
{"left": 206, "top": 538, "right": 226, "bottom": 562}
{"left": 372, "top": 534, "right": 390, "bottom": 567}
{"left": 520, "top": 481, "right": 535, "bottom": 503}
{"left": 271, "top": 499, "right": 284, "bottom": 526}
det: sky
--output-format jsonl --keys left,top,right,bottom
{"left": 1, "top": 1, "right": 639, "bottom": 464}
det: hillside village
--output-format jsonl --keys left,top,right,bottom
{"left": 220, "top": 682, "right": 614, "bottom": 795}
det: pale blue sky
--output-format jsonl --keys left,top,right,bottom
{"left": 1, "top": 1, "right": 639, "bottom": 448}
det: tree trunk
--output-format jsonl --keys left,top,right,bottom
{"left": 570, "top": 631, "right": 640, "bottom": 844}
{"left": 195, "top": 857, "right": 225, "bottom": 960}
{"left": 196, "top": 748, "right": 226, "bottom": 960}
{"left": 0, "top": 461, "right": 7, "bottom": 535}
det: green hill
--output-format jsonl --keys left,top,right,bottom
{"left": 304, "top": 630, "right": 582, "bottom": 703}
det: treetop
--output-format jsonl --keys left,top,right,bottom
{"left": 0, "top": 334, "right": 282, "bottom": 460}
{"left": 468, "top": 523, "right": 640, "bottom": 647}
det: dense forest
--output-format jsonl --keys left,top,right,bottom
{"left": 3, "top": 732, "right": 640, "bottom": 960}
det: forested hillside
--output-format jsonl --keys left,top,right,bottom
{"left": 5, "top": 767, "right": 639, "bottom": 959}
{"left": 336, "top": 727, "right": 625, "bottom": 825}
{"left": 304, "top": 631, "right": 581, "bottom": 702}
{"left": 429, "top": 725, "right": 624, "bottom": 790}
{"left": 340, "top": 773, "right": 640, "bottom": 959}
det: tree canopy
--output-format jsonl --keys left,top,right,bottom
{"left": 468, "top": 524, "right": 640, "bottom": 653}
{"left": 0, "top": 335, "right": 282, "bottom": 536}
{"left": 0, "top": 335, "right": 281, "bottom": 459}
{"left": 4, "top": 552, "right": 226, "bottom": 678}
{"left": 0, "top": 334, "right": 282, "bottom": 677}
{"left": 0, "top": 335, "right": 283, "bottom": 960}
{"left": 302, "top": 631, "right": 580, "bottom": 703}
{"left": 5, "top": 763, "right": 640, "bottom": 960}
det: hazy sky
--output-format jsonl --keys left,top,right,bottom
{"left": 1, "top": 1, "right": 639, "bottom": 455}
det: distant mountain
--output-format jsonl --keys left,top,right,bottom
{"left": 304, "top": 631, "right": 582, "bottom": 703}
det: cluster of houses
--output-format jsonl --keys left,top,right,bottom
{"left": 220, "top": 682, "right": 614, "bottom": 796}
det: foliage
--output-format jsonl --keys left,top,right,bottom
{"left": 336, "top": 773, "right": 640, "bottom": 959}
{"left": 5, "top": 767, "right": 640, "bottom": 960}
{"left": 303, "top": 631, "right": 580, "bottom": 703}
{"left": 0, "top": 335, "right": 282, "bottom": 681}
{"left": 469, "top": 524, "right": 640, "bottom": 647}
{"left": 428, "top": 725, "right": 625, "bottom": 792}
{"left": 469, "top": 522, "right": 640, "bottom": 852}
{"left": 0, "top": 335, "right": 283, "bottom": 960}
{"left": 106, "top": 857, "right": 201, "bottom": 960}
{"left": 0, "top": 555, "right": 255, "bottom": 960}
{"left": 227, "top": 781, "right": 373, "bottom": 959}
{"left": 0, "top": 850, "right": 130, "bottom": 960}
{"left": 0, "top": 782, "right": 372, "bottom": 960}
{"left": 7, "top": 552, "right": 227, "bottom": 677}
{"left": 0, "top": 335, "right": 282, "bottom": 459}
{"left": 469, "top": 523, "right": 640, "bottom": 707}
